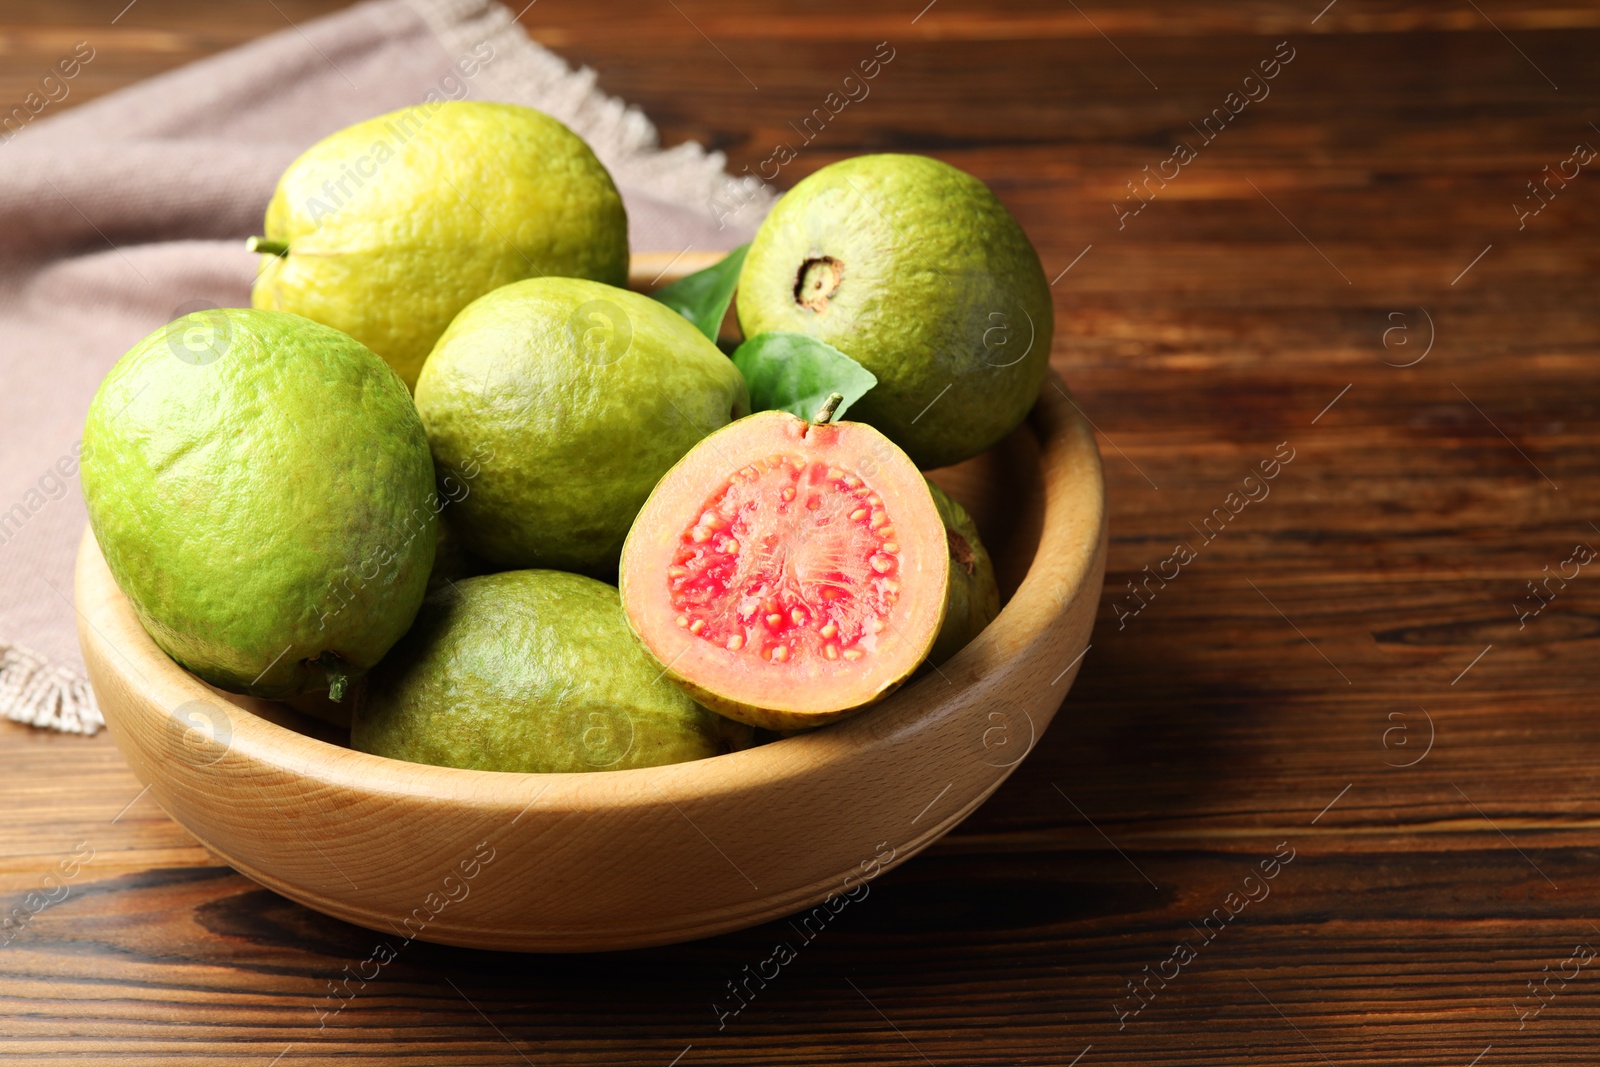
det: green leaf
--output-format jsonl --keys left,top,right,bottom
{"left": 730, "top": 332, "right": 878, "bottom": 422}
{"left": 652, "top": 243, "right": 749, "bottom": 341}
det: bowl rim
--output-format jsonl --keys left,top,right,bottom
{"left": 76, "top": 370, "right": 1104, "bottom": 816}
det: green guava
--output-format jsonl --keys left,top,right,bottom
{"left": 352, "top": 569, "right": 752, "bottom": 772}
{"left": 926, "top": 480, "right": 1000, "bottom": 664}
{"left": 414, "top": 277, "right": 750, "bottom": 576}
{"left": 81, "top": 309, "right": 436, "bottom": 698}
{"left": 425, "top": 517, "right": 487, "bottom": 598}
{"left": 250, "top": 101, "right": 629, "bottom": 389}
{"left": 737, "top": 154, "right": 1053, "bottom": 469}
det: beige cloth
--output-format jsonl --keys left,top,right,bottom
{"left": 0, "top": 0, "right": 771, "bottom": 733}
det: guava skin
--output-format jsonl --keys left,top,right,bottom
{"left": 353, "top": 570, "right": 752, "bottom": 773}
{"left": 415, "top": 278, "right": 751, "bottom": 576}
{"left": 926, "top": 480, "right": 1001, "bottom": 664}
{"left": 737, "top": 153, "right": 1053, "bottom": 469}
{"left": 81, "top": 309, "right": 436, "bottom": 699}
{"left": 252, "top": 101, "right": 629, "bottom": 389}
{"left": 425, "top": 517, "right": 487, "bottom": 598}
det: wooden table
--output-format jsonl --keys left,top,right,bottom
{"left": 4, "top": 1, "right": 1599, "bottom": 1062}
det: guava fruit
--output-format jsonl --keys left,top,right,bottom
{"left": 425, "top": 518, "right": 487, "bottom": 597}
{"left": 925, "top": 480, "right": 1000, "bottom": 664}
{"left": 81, "top": 309, "right": 436, "bottom": 699}
{"left": 619, "top": 407, "right": 950, "bottom": 732}
{"left": 286, "top": 688, "right": 356, "bottom": 731}
{"left": 352, "top": 569, "right": 751, "bottom": 772}
{"left": 414, "top": 277, "right": 750, "bottom": 576}
{"left": 250, "top": 101, "right": 628, "bottom": 389}
{"left": 737, "top": 153, "right": 1053, "bottom": 469}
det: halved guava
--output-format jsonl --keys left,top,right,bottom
{"left": 620, "top": 410, "right": 949, "bottom": 731}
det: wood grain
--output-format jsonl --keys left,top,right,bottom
{"left": 4, "top": 0, "right": 1600, "bottom": 1062}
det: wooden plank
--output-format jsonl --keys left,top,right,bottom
{"left": 3, "top": 0, "right": 1600, "bottom": 1062}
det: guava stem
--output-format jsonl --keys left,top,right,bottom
{"left": 247, "top": 236, "right": 290, "bottom": 257}
{"left": 812, "top": 392, "right": 845, "bottom": 425}
{"left": 313, "top": 651, "right": 348, "bottom": 701}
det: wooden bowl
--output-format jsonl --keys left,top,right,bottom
{"left": 74, "top": 258, "right": 1106, "bottom": 952}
